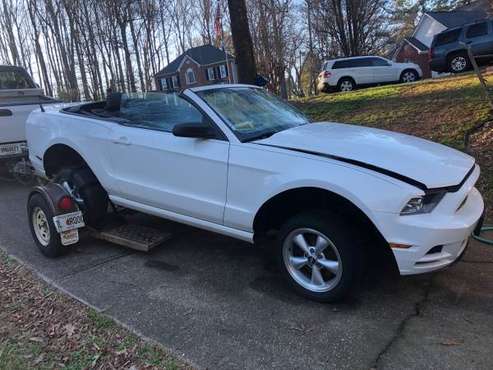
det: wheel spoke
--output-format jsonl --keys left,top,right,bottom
{"left": 289, "top": 256, "right": 308, "bottom": 270}
{"left": 318, "top": 258, "right": 339, "bottom": 274}
{"left": 315, "top": 235, "right": 329, "bottom": 253}
{"left": 293, "top": 234, "right": 310, "bottom": 254}
{"left": 311, "top": 265, "right": 324, "bottom": 286}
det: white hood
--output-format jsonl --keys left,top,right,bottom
{"left": 256, "top": 122, "right": 475, "bottom": 189}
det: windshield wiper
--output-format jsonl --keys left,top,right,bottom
{"left": 243, "top": 131, "right": 278, "bottom": 143}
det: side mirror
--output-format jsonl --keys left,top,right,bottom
{"left": 172, "top": 122, "right": 217, "bottom": 139}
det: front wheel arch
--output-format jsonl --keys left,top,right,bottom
{"left": 253, "top": 187, "right": 385, "bottom": 243}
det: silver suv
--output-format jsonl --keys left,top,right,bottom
{"left": 317, "top": 56, "right": 422, "bottom": 93}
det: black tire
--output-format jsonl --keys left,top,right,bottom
{"left": 448, "top": 52, "right": 470, "bottom": 73}
{"left": 337, "top": 77, "right": 355, "bottom": 92}
{"left": 400, "top": 69, "right": 419, "bottom": 83}
{"left": 277, "top": 211, "right": 362, "bottom": 302}
{"left": 55, "top": 167, "right": 108, "bottom": 228}
{"left": 28, "top": 193, "right": 64, "bottom": 258}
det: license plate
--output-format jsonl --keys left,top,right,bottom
{"left": 0, "top": 142, "right": 24, "bottom": 157}
{"left": 60, "top": 229, "right": 79, "bottom": 246}
{"left": 53, "top": 211, "right": 85, "bottom": 233}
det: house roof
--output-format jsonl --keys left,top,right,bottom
{"left": 156, "top": 45, "right": 235, "bottom": 76}
{"left": 405, "top": 37, "right": 429, "bottom": 52}
{"left": 426, "top": 10, "right": 487, "bottom": 28}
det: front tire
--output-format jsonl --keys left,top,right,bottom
{"left": 278, "top": 211, "right": 362, "bottom": 302}
{"left": 448, "top": 52, "right": 470, "bottom": 73}
{"left": 28, "top": 193, "right": 64, "bottom": 258}
{"left": 55, "top": 167, "right": 108, "bottom": 229}
{"left": 400, "top": 69, "right": 419, "bottom": 83}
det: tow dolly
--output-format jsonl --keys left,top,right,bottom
{"left": 27, "top": 182, "right": 171, "bottom": 257}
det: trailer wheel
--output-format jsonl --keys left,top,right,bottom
{"left": 28, "top": 193, "right": 64, "bottom": 258}
{"left": 55, "top": 167, "right": 108, "bottom": 229}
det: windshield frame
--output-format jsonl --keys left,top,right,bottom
{"left": 192, "top": 86, "right": 310, "bottom": 143}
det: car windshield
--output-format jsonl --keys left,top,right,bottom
{"left": 195, "top": 87, "right": 309, "bottom": 142}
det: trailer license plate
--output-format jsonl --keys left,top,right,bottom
{"left": 0, "top": 142, "right": 23, "bottom": 157}
{"left": 60, "top": 229, "right": 79, "bottom": 246}
{"left": 53, "top": 211, "right": 85, "bottom": 233}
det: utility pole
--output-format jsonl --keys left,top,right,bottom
{"left": 227, "top": 0, "right": 257, "bottom": 84}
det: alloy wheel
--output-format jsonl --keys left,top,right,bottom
{"left": 402, "top": 71, "right": 416, "bottom": 83}
{"left": 451, "top": 56, "right": 467, "bottom": 72}
{"left": 340, "top": 81, "right": 353, "bottom": 92}
{"left": 282, "top": 228, "right": 343, "bottom": 293}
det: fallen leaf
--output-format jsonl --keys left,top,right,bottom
{"left": 64, "top": 323, "right": 76, "bottom": 337}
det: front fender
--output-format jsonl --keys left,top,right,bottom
{"left": 224, "top": 143, "right": 419, "bottom": 233}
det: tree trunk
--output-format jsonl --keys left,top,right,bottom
{"left": 227, "top": 0, "right": 257, "bottom": 84}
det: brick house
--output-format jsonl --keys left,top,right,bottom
{"left": 394, "top": 0, "right": 491, "bottom": 78}
{"left": 154, "top": 44, "right": 237, "bottom": 92}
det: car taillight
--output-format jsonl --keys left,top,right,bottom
{"left": 58, "top": 196, "right": 74, "bottom": 211}
{"left": 322, "top": 71, "right": 331, "bottom": 78}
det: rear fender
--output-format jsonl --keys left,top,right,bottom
{"left": 28, "top": 182, "right": 80, "bottom": 217}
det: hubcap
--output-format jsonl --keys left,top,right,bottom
{"left": 451, "top": 56, "right": 466, "bottom": 72}
{"left": 283, "top": 228, "right": 343, "bottom": 293}
{"left": 32, "top": 207, "right": 50, "bottom": 246}
{"left": 340, "top": 81, "right": 353, "bottom": 91}
{"left": 403, "top": 72, "right": 416, "bottom": 82}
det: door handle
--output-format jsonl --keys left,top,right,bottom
{"left": 113, "top": 136, "right": 131, "bottom": 145}
{"left": 0, "top": 109, "right": 12, "bottom": 117}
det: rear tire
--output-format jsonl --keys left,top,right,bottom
{"left": 28, "top": 193, "right": 64, "bottom": 258}
{"left": 55, "top": 167, "right": 108, "bottom": 229}
{"left": 448, "top": 52, "right": 470, "bottom": 73}
{"left": 337, "top": 78, "right": 355, "bottom": 92}
{"left": 277, "top": 211, "right": 362, "bottom": 302}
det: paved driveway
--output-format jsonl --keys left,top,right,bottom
{"left": 0, "top": 180, "right": 492, "bottom": 369}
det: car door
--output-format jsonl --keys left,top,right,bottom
{"left": 107, "top": 94, "right": 229, "bottom": 224}
{"left": 465, "top": 21, "right": 491, "bottom": 57}
{"left": 369, "top": 57, "right": 398, "bottom": 83}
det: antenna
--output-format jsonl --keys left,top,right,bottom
{"left": 39, "top": 104, "right": 45, "bottom": 112}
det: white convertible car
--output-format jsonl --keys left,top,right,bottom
{"left": 26, "top": 85, "right": 484, "bottom": 302}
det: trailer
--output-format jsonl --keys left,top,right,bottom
{"left": 27, "top": 182, "right": 171, "bottom": 257}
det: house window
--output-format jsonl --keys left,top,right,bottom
{"left": 219, "top": 64, "right": 228, "bottom": 79}
{"left": 186, "top": 68, "right": 196, "bottom": 85}
{"left": 160, "top": 78, "right": 167, "bottom": 91}
{"left": 171, "top": 75, "right": 179, "bottom": 88}
{"left": 207, "top": 67, "right": 215, "bottom": 81}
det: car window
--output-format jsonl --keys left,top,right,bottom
{"left": 371, "top": 57, "right": 391, "bottom": 67}
{"left": 118, "top": 92, "right": 205, "bottom": 132}
{"left": 333, "top": 58, "right": 372, "bottom": 69}
{"left": 332, "top": 59, "right": 354, "bottom": 69}
{"left": 0, "top": 70, "right": 35, "bottom": 89}
{"left": 196, "top": 87, "right": 309, "bottom": 142}
{"left": 466, "top": 22, "right": 488, "bottom": 38}
{"left": 434, "top": 29, "right": 461, "bottom": 46}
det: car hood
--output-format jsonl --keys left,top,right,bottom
{"left": 255, "top": 122, "right": 475, "bottom": 190}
